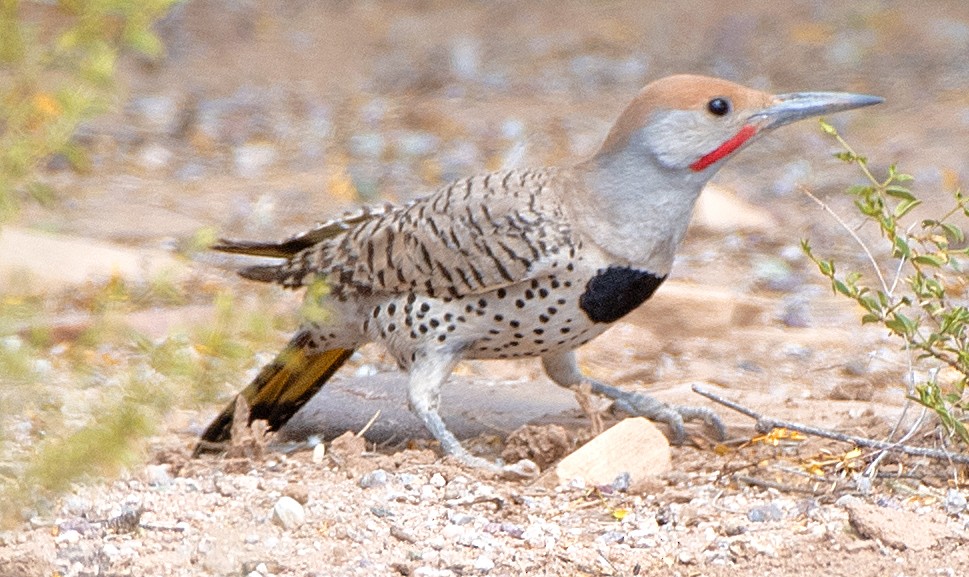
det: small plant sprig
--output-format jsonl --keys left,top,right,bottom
{"left": 803, "top": 120, "right": 969, "bottom": 444}
{"left": 0, "top": 0, "right": 178, "bottom": 220}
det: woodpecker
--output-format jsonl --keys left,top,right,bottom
{"left": 196, "top": 75, "right": 882, "bottom": 475}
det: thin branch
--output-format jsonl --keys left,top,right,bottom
{"left": 692, "top": 385, "right": 969, "bottom": 465}
{"left": 733, "top": 474, "right": 836, "bottom": 496}
{"left": 799, "top": 185, "right": 890, "bottom": 293}
{"left": 356, "top": 409, "right": 381, "bottom": 438}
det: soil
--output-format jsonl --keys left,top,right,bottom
{"left": 3, "top": 1, "right": 969, "bottom": 576}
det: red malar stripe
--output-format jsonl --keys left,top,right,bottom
{"left": 689, "top": 124, "right": 758, "bottom": 172}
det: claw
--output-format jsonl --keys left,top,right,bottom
{"left": 584, "top": 378, "right": 725, "bottom": 443}
{"left": 446, "top": 450, "right": 540, "bottom": 479}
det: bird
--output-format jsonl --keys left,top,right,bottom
{"left": 195, "top": 74, "right": 882, "bottom": 475}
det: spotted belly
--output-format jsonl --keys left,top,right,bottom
{"left": 359, "top": 264, "right": 666, "bottom": 365}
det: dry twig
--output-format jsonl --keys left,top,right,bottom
{"left": 692, "top": 385, "right": 969, "bottom": 465}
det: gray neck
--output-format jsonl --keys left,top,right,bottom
{"left": 572, "top": 148, "right": 713, "bottom": 275}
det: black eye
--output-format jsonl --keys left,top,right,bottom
{"left": 707, "top": 97, "right": 731, "bottom": 116}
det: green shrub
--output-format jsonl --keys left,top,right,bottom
{"left": 804, "top": 120, "right": 969, "bottom": 443}
{"left": 0, "top": 0, "right": 178, "bottom": 220}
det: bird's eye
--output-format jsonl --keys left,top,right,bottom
{"left": 707, "top": 97, "right": 731, "bottom": 116}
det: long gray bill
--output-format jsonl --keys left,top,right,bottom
{"left": 754, "top": 91, "right": 884, "bottom": 129}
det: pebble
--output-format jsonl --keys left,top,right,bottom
{"left": 311, "top": 443, "right": 327, "bottom": 464}
{"left": 473, "top": 554, "right": 495, "bottom": 572}
{"left": 398, "top": 473, "right": 422, "bottom": 490}
{"left": 448, "top": 512, "right": 474, "bottom": 526}
{"left": 944, "top": 489, "right": 967, "bottom": 515}
{"left": 233, "top": 144, "right": 277, "bottom": 179}
{"left": 747, "top": 503, "right": 784, "bottom": 523}
{"left": 144, "top": 464, "right": 172, "bottom": 487}
{"left": 395, "top": 130, "right": 440, "bottom": 157}
{"left": 429, "top": 473, "right": 447, "bottom": 488}
{"left": 137, "top": 143, "right": 174, "bottom": 171}
{"left": 359, "top": 469, "right": 389, "bottom": 489}
{"left": 348, "top": 133, "right": 385, "bottom": 158}
{"left": 271, "top": 496, "right": 305, "bottom": 529}
{"left": 55, "top": 530, "right": 81, "bottom": 545}
{"left": 130, "top": 95, "right": 180, "bottom": 134}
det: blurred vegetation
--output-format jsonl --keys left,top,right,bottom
{"left": 804, "top": 120, "right": 969, "bottom": 446}
{"left": 0, "top": 0, "right": 177, "bottom": 220}
{"left": 0, "top": 273, "right": 294, "bottom": 524}
{"left": 0, "top": 0, "right": 265, "bottom": 526}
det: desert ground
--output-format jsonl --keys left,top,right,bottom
{"left": 2, "top": 1, "right": 969, "bottom": 576}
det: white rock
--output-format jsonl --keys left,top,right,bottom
{"left": 311, "top": 443, "right": 327, "bottom": 464}
{"left": 271, "top": 496, "right": 305, "bottom": 529}
{"left": 473, "top": 554, "right": 495, "bottom": 572}
{"left": 429, "top": 473, "right": 447, "bottom": 488}
{"left": 55, "top": 529, "right": 81, "bottom": 545}
{"left": 555, "top": 418, "right": 671, "bottom": 491}
{"left": 144, "top": 464, "right": 172, "bottom": 486}
{"left": 233, "top": 144, "right": 277, "bottom": 179}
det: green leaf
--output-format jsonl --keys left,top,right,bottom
{"left": 912, "top": 253, "right": 947, "bottom": 267}
{"left": 885, "top": 185, "right": 917, "bottom": 202}
{"left": 833, "top": 279, "right": 852, "bottom": 297}
{"left": 941, "top": 222, "right": 965, "bottom": 244}
{"left": 893, "top": 236, "right": 912, "bottom": 259}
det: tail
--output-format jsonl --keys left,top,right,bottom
{"left": 194, "top": 332, "right": 354, "bottom": 455}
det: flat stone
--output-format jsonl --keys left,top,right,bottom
{"left": 0, "top": 227, "right": 188, "bottom": 292}
{"left": 841, "top": 497, "right": 947, "bottom": 551}
{"left": 278, "top": 371, "right": 579, "bottom": 445}
{"left": 555, "top": 417, "right": 671, "bottom": 491}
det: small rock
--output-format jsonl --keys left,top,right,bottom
{"left": 398, "top": 473, "right": 422, "bottom": 490}
{"left": 945, "top": 489, "right": 967, "bottom": 515}
{"left": 348, "top": 133, "right": 385, "bottom": 158}
{"left": 747, "top": 503, "right": 783, "bottom": 523}
{"left": 472, "top": 554, "right": 495, "bottom": 572}
{"left": 448, "top": 512, "right": 474, "bottom": 526}
{"left": 101, "top": 543, "right": 120, "bottom": 559}
{"left": 311, "top": 443, "right": 327, "bottom": 464}
{"left": 722, "top": 519, "right": 751, "bottom": 538}
{"left": 233, "top": 143, "right": 277, "bottom": 179}
{"left": 429, "top": 473, "right": 446, "bottom": 488}
{"left": 359, "top": 469, "right": 389, "bottom": 489}
{"left": 144, "top": 464, "right": 172, "bottom": 487}
{"left": 130, "top": 95, "right": 180, "bottom": 134}
{"left": 271, "top": 496, "right": 305, "bottom": 530}
{"left": 136, "top": 143, "right": 173, "bottom": 171}
{"left": 841, "top": 497, "right": 947, "bottom": 550}
{"left": 55, "top": 529, "right": 81, "bottom": 545}
{"left": 555, "top": 418, "right": 670, "bottom": 491}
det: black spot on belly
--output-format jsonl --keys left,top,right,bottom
{"left": 579, "top": 267, "right": 666, "bottom": 323}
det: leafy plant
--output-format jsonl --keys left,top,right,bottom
{"left": 803, "top": 120, "right": 969, "bottom": 443}
{"left": 0, "top": 0, "right": 178, "bottom": 220}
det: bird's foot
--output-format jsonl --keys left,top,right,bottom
{"left": 446, "top": 449, "right": 540, "bottom": 479}
{"left": 585, "top": 379, "right": 726, "bottom": 444}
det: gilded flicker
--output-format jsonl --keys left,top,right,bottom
{"left": 196, "top": 75, "right": 882, "bottom": 475}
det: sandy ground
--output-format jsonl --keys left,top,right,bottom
{"left": 3, "top": 1, "right": 969, "bottom": 575}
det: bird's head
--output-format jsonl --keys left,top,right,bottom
{"left": 593, "top": 74, "right": 883, "bottom": 173}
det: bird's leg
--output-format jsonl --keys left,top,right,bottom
{"left": 407, "top": 349, "right": 539, "bottom": 478}
{"left": 541, "top": 350, "right": 726, "bottom": 443}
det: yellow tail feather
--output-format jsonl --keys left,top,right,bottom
{"left": 195, "top": 333, "right": 353, "bottom": 454}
